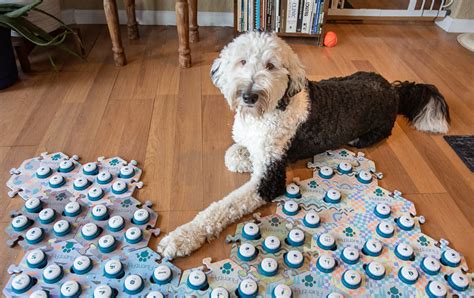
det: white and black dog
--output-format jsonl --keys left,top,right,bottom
{"left": 157, "top": 31, "right": 450, "bottom": 258}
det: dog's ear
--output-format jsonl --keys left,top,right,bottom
{"left": 210, "top": 56, "right": 223, "bottom": 89}
{"left": 283, "top": 44, "right": 306, "bottom": 98}
{"left": 210, "top": 52, "right": 234, "bottom": 108}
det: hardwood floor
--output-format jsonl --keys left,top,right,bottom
{"left": 0, "top": 23, "right": 473, "bottom": 289}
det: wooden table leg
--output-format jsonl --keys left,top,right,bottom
{"left": 176, "top": 0, "right": 191, "bottom": 68}
{"left": 104, "top": 0, "right": 127, "bottom": 66}
{"left": 123, "top": 0, "right": 139, "bottom": 40}
{"left": 188, "top": 0, "right": 199, "bottom": 43}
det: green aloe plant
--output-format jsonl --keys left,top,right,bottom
{"left": 0, "top": 0, "right": 83, "bottom": 59}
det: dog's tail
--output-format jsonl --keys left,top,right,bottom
{"left": 393, "top": 81, "right": 450, "bottom": 133}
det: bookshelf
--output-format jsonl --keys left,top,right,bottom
{"left": 233, "top": 0, "right": 329, "bottom": 45}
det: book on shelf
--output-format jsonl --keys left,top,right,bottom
{"left": 236, "top": 0, "right": 326, "bottom": 35}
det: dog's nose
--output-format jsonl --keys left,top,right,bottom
{"left": 242, "top": 93, "right": 259, "bottom": 104}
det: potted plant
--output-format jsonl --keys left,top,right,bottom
{"left": 0, "top": 0, "right": 82, "bottom": 90}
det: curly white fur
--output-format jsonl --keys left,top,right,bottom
{"left": 157, "top": 32, "right": 308, "bottom": 259}
{"left": 225, "top": 143, "right": 253, "bottom": 173}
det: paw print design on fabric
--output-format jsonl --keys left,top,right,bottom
{"left": 270, "top": 217, "right": 281, "bottom": 227}
{"left": 374, "top": 188, "right": 384, "bottom": 197}
{"left": 56, "top": 192, "right": 67, "bottom": 201}
{"left": 121, "top": 198, "right": 133, "bottom": 208}
{"left": 136, "top": 250, "right": 152, "bottom": 262}
{"left": 62, "top": 241, "right": 75, "bottom": 253}
{"left": 109, "top": 158, "right": 120, "bottom": 166}
{"left": 51, "top": 154, "right": 62, "bottom": 161}
{"left": 387, "top": 287, "right": 402, "bottom": 298}
{"left": 308, "top": 181, "right": 318, "bottom": 189}
{"left": 343, "top": 227, "right": 355, "bottom": 237}
{"left": 302, "top": 275, "right": 314, "bottom": 287}
{"left": 220, "top": 262, "right": 234, "bottom": 275}
{"left": 339, "top": 150, "right": 349, "bottom": 157}
{"left": 417, "top": 236, "right": 430, "bottom": 247}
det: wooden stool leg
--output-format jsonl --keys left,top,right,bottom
{"left": 104, "top": 0, "right": 127, "bottom": 66}
{"left": 176, "top": 0, "right": 191, "bottom": 68}
{"left": 123, "top": 0, "right": 139, "bottom": 40}
{"left": 188, "top": 0, "right": 199, "bottom": 43}
{"left": 14, "top": 44, "right": 32, "bottom": 73}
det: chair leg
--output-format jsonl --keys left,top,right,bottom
{"left": 176, "top": 0, "right": 191, "bottom": 68}
{"left": 13, "top": 44, "right": 32, "bottom": 73}
{"left": 188, "top": 0, "right": 199, "bottom": 43}
{"left": 104, "top": 0, "right": 127, "bottom": 66}
{"left": 123, "top": 0, "right": 139, "bottom": 40}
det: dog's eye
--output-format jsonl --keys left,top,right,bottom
{"left": 266, "top": 62, "right": 275, "bottom": 70}
{"left": 240, "top": 60, "right": 246, "bottom": 66}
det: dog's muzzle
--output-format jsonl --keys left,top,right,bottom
{"left": 242, "top": 92, "right": 259, "bottom": 105}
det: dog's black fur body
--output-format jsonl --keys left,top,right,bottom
{"left": 257, "top": 71, "right": 449, "bottom": 201}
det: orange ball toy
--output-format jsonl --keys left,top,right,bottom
{"left": 324, "top": 31, "right": 338, "bottom": 47}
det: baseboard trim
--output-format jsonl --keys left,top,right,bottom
{"left": 436, "top": 16, "right": 474, "bottom": 33}
{"left": 61, "top": 9, "right": 233, "bottom": 27}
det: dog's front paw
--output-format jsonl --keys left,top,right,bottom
{"left": 225, "top": 144, "right": 253, "bottom": 173}
{"left": 157, "top": 224, "right": 204, "bottom": 259}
